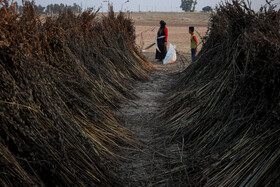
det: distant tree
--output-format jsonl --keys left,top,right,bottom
{"left": 202, "top": 6, "right": 213, "bottom": 12}
{"left": 14, "top": 2, "right": 19, "bottom": 13}
{"left": 44, "top": 3, "right": 82, "bottom": 14}
{"left": 78, "top": 4, "right": 82, "bottom": 13}
{"left": 13, "top": 2, "right": 23, "bottom": 14}
{"left": 53, "top": 4, "right": 61, "bottom": 14}
{"left": 70, "top": 3, "right": 82, "bottom": 13}
{"left": 192, "top": 0, "right": 197, "bottom": 12}
{"left": 60, "top": 3, "right": 66, "bottom": 11}
{"left": 18, "top": 5, "right": 24, "bottom": 13}
{"left": 180, "top": 0, "right": 192, "bottom": 12}
{"left": 36, "top": 5, "right": 46, "bottom": 14}
{"left": 180, "top": 0, "right": 197, "bottom": 12}
{"left": 67, "top": 3, "right": 82, "bottom": 13}
{"left": 46, "top": 4, "right": 53, "bottom": 14}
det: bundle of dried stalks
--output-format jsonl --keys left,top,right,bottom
{"left": 0, "top": 0, "right": 153, "bottom": 186}
{"left": 156, "top": 0, "right": 280, "bottom": 186}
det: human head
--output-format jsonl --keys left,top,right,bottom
{"left": 160, "top": 20, "right": 166, "bottom": 28}
{"left": 189, "top": 26, "right": 194, "bottom": 34}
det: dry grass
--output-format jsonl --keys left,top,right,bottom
{"left": 153, "top": 0, "right": 280, "bottom": 186}
{"left": 0, "top": 1, "right": 153, "bottom": 186}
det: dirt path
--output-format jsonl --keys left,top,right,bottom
{"left": 116, "top": 52, "right": 190, "bottom": 186}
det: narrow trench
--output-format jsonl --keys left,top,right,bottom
{"left": 116, "top": 52, "right": 189, "bottom": 186}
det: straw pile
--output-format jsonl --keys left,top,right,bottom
{"left": 0, "top": 1, "right": 153, "bottom": 186}
{"left": 157, "top": 0, "right": 280, "bottom": 186}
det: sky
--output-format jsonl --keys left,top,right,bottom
{"left": 25, "top": 0, "right": 280, "bottom": 12}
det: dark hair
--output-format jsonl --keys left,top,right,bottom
{"left": 189, "top": 26, "right": 194, "bottom": 32}
{"left": 160, "top": 20, "right": 166, "bottom": 27}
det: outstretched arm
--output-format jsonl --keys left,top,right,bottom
{"left": 164, "top": 27, "right": 168, "bottom": 47}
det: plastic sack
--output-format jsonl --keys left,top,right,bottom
{"left": 163, "top": 43, "right": 177, "bottom": 64}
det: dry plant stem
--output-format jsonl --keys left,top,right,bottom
{"left": 0, "top": 1, "right": 154, "bottom": 186}
{"left": 154, "top": 0, "right": 280, "bottom": 186}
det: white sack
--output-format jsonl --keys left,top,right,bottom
{"left": 163, "top": 43, "right": 177, "bottom": 64}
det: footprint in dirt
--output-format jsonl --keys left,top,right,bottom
{"left": 116, "top": 52, "right": 190, "bottom": 186}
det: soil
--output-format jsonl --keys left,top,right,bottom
{"left": 115, "top": 12, "right": 207, "bottom": 185}
{"left": 133, "top": 12, "right": 209, "bottom": 53}
{"left": 116, "top": 52, "right": 190, "bottom": 186}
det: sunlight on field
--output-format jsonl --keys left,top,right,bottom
{"left": 132, "top": 12, "right": 209, "bottom": 54}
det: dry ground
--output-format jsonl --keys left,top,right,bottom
{"left": 116, "top": 52, "right": 190, "bottom": 186}
{"left": 116, "top": 12, "right": 210, "bottom": 185}
{"left": 132, "top": 12, "right": 210, "bottom": 55}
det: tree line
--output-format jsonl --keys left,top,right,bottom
{"left": 181, "top": 0, "right": 213, "bottom": 12}
{"left": 16, "top": 3, "right": 83, "bottom": 14}
{"left": 12, "top": 1, "right": 212, "bottom": 14}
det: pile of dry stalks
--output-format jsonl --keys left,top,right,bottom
{"left": 157, "top": 0, "right": 280, "bottom": 186}
{"left": 0, "top": 0, "right": 153, "bottom": 186}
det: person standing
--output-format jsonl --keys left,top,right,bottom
{"left": 156, "top": 20, "right": 168, "bottom": 61}
{"left": 189, "top": 26, "right": 198, "bottom": 61}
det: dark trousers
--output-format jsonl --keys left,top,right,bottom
{"left": 156, "top": 45, "right": 167, "bottom": 60}
{"left": 191, "top": 48, "right": 196, "bottom": 61}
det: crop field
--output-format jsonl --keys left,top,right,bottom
{"left": 1, "top": 0, "right": 280, "bottom": 186}
{"left": 98, "top": 11, "right": 209, "bottom": 55}
{"left": 133, "top": 12, "right": 209, "bottom": 54}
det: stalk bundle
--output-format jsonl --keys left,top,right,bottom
{"left": 0, "top": 0, "right": 153, "bottom": 186}
{"left": 157, "top": 0, "right": 280, "bottom": 186}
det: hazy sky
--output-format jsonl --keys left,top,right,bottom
{"left": 30, "top": 0, "right": 280, "bottom": 12}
